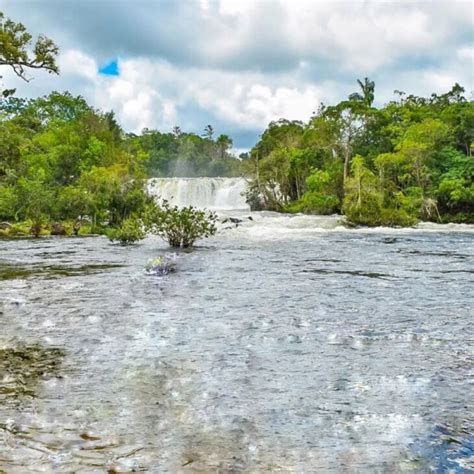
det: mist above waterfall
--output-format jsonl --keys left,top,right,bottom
{"left": 147, "top": 177, "right": 250, "bottom": 210}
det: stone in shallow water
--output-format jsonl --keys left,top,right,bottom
{"left": 0, "top": 344, "right": 65, "bottom": 401}
{"left": 145, "top": 256, "right": 176, "bottom": 276}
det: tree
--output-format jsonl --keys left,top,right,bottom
{"left": 349, "top": 77, "right": 375, "bottom": 107}
{"left": 107, "top": 217, "right": 146, "bottom": 244}
{"left": 33, "top": 91, "right": 91, "bottom": 124}
{"left": 286, "top": 169, "right": 340, "bottom": 214}
{"left": 16, "top": 170, "right": 54, "bottom": 236}
{"left": 203, "top": 124, "right": 214, "bottom": 140}
{"left": 341, "top": 155, "right": 415, "bottom": 226}
{"left": 0, "top": 11, "right": 59, "bottom": 96}
{"left": 146, "top": 200, "right": 217, "bottom": 248}
{"left": 216, "top": 134, "right": 233, "bottom": 160}
{"left": 247, "top": 119, "right": 306, "bottom": 208}
{"left": 322, "top": 102, "right": 368, "bottom": 185}
{"left": 343, "top": 155, "right": 382, "bottom": 225}
{"left": 78, "top": 164, "right": 149, "bottom": 228}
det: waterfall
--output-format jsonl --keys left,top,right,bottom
{"left": 147, "top": 177, "right": 250, "bottom": 210}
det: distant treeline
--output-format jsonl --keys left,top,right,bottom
{"left": 243, "top": 80, "right": 473, "bottom": 225}
{"left": 126, "top": 125, "right": 243, "bottom": 178}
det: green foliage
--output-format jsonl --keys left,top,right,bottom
{"left": 286, "top": 169, "right": 340, "bottom": 214}
{"left": 0, "top": 184, "right": 16, "bottom": 219}
{"left": 146, "top": 201, "right": 217, "bottom": 248}
{"left": 248, "top": 80, "right": 473, "bottom": 226}
{"left": 0, "top": 91, "right": 151, "bottom": 234}
{"left": 437, "top": 178, "right": 474, "bottom": 207}
{"left": 128, "top": 127, "right": 242, "bottom": 178}
{"left": 107, "top": 218, "right": 146, "bottom": 245}
{"left": 0, "top": 11, "right": 59, "bottom": 96}
{"left": 342, "top": 156, "right": 383, "bottom": 226}
{"left": 57, "top": 185, "right": 91, "bottom": 220}
{"left": 16, "top": 170, "right": 54, "bottom": 236}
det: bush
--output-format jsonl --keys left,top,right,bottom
{"left": 343, "top": 194, "right": 383, "bottom": 226}
{"left": 285, "top": 192, "right": 339, "bottom": 214}
{"left": 107, "top": 218, "right": 146, "bottom": 245}
{"left": 146, "top": 200, "right": 217, "bottom": 248}
{"left": 379, "top": 208, "right": 417, "bottom": 227}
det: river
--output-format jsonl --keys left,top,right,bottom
{"left": 0, "top": 178, "right": 473, "bottom": 472}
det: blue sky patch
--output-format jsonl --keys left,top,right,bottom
{"left": 99, "top": 59, "right": 119, "bottom": 76}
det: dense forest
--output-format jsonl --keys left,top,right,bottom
{"left": 0, "top": 92, "right": 152, "bottom": 236}
{"left": 244, "top": 79, "right": 474, "bottom": 225}
{"left": 129, "top": 126, "right": 242, "bottom": 177}
{"left": 0, "top": 10, "right": 473, "bottom": 237}
{"left": 0, "top": 91, "right": 242, "bottom": 237}
{"left": 1, "top": 83, "right": 473, "bottom": 235}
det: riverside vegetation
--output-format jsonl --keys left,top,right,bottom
{"left": 244, "top": 78, "right": 473, "bottom": 226}
{"left": 0, "top": 11, "right": 472, "bottom": 246}
{"left": 0, "top": 89, "right": 220, "bottom": 246}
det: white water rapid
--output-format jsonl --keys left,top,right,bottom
{"left": 147, "top": 177, "right": 250, "bottom": 210}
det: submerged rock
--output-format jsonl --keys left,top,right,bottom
{"left": 221, "top": 217, "right": 243, "bottom": 226}
{"left": 50, "top": 222, "right": 67, "bottom": 236}
{"left": 145, "top": 256, "right": 176, "bottom": 276}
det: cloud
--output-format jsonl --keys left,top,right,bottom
{"left": 0, "top": 0, "right": 472, "bottom": 148}
{"left": 59, "top": 50, "right": 97, "bottom": 80}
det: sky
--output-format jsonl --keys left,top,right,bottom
{"left": 0, "top": 0, "right": 473, "bottom": 151}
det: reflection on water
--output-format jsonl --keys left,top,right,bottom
{"left": 0, "top": 215, "right": 473, "bottom": 471}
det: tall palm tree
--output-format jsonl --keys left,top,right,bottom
{"left": 349, "top": 77, "right": 375, "bottom": 107}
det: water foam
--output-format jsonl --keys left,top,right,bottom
{"left": 147, "top": 177, "right": 249, "bottom": 210}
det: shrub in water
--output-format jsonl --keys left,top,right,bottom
{"left": 107, "top": 218, "right": 146, "bottom": 245}
{"left": 146, "top": 200, "right": 217, "bottom": 248}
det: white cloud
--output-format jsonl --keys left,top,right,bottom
{"left": 88, "top": 58, "right": 325, "bottom": 132}
{"left": 58, "top": 50, "right": 97, "bottom": 80}
{"left": 195, "top": 83, "right": 323, "bottom": 129}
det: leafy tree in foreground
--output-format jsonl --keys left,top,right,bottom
{"left": 146, "top": 201, "right": 217, "bottom": 248}
{"left": 0, "top": 11, "right": 59, "bottom": 96}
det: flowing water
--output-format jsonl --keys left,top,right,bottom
{"left": 147, "top": 177, "right": 249, "bottom": 210}
{"left": 1, "top": 179, "right": 473, "bottom": 472}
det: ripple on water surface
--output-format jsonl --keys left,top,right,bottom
{"left": 0, "top": 218, "right": 473, "bottom": 471}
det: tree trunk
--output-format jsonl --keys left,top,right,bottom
{"left": 343, "top": 148, "right": 350, "bottom": 185}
